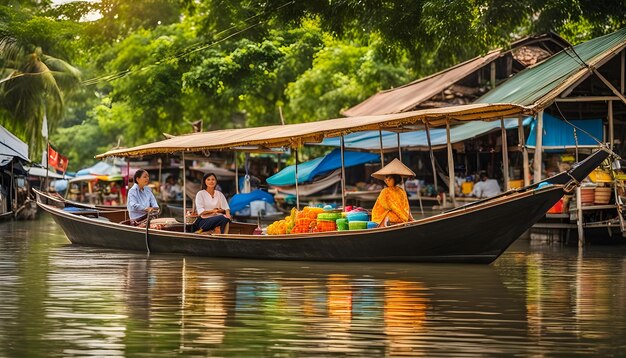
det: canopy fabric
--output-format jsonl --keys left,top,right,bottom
{"left": 343, "top": 51, "right": 502, "bottom": 116}
{"left": 0, "top": 124, "right": 29, "bottom": 166}
{"left": 97, "top": 103, "right": 532, "bottom": 158}
{"left": 273, "top": 169, "right": 342, "bottom": 196}
{"left": 228, "top": 189, "right": 275, "bottom": 213}
{"left": 76, "top": 161, "right": 121, "bottom": 176}
{"left": 266, "top": 149, "right": 379, "bottom": 186}
{"left": 318, "top": 116, "right": 532, "bottom": 151}
{"left": 477, "top": 27, "right": 626, "bottom": 108}
{"left": 526, "top": 113, "right": 603, "bottom": 149}
{"left": 26, "top": 166, "right": 65, "bottom": 179}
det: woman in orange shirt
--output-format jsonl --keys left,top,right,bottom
{"left": 371, "top": 158, "right": 415, "bottom": 226}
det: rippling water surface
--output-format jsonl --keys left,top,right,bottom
{"left": 1, "top": 215, "right": 626, "bottom": 356}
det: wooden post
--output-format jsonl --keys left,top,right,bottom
{"left": 340, "top": 135, "right": 346, "bottom": 210}
{"left": 182, "top": 151, "right": 186, "bottom": 233}
{"left": 518, "top": 115, "right": 530, "bottom": 186}
{"left": 490, "top": 61, "right": 496, "bottom": 89}
{"left": 501, "top": 117, "right": 510, "bottom": 191}
{"left": 609, "top": 100, "right": 614, "bottom": 149}
{"left": 446, "top": 119, "right": 456, "bottom": 206}
{"left": 379, "top": 128, "right": 385, "bottom": 168}
{"left": 533, "top": 111, "right": 544, "bottom": 183}
{"left": 425, "top": 121, "right": 438, "bottom": 194}
{"left": 620, "top": 49, "right": 626, "bottom": 94}
{"left": 576, "top": 186, "right": 584, "bottom": 246}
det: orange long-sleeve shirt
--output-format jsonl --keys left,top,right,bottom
{"left": 371, "top": 186, "right": 411, "bottom": 224}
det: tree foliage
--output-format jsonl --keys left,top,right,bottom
{"left": 1, "top": 0, "right": 625, "bottom": 169}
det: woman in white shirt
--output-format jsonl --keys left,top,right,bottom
{"left": 193, "top": 173, "right": 231, "bottom": 234}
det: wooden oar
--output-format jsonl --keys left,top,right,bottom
{"left": 145, "top": 214, "right": 152, "bottom": 254}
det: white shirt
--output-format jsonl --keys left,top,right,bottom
{"left": 195, "top": 190, "right": 229, "bottom": 215}
{"left": 471, "top": 179, "right": 501, "bottom": 198}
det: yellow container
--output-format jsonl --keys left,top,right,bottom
{"left": 509, "top": 179, "right": 524, "bottom": 189}
{"left": 461, "top": 182, "right": 474, "bottom": 195}
{"left": 588, "top": 169, "right": 613, "bottom": 183}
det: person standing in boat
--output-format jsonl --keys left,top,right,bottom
{"left": 127, "top": 169, "right": 159, "bottom": 224}
{"left": 193, "top": 172, "right": 231, "bottom": 234}
{"left": 371, "top": 158, "right": 415, "bottom": 226}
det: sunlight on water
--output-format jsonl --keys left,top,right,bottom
{"left": 1, "top": 215, "right": 626, "bottom": 356}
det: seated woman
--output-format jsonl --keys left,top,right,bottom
{"left": 127, "top": 169, "right": 159, "bottom": 225}
{"left": 193, "top": 172, "right": 231, "bottom": 234}
{"left": 370, "top": 158, "right": 415, "bottom": 226}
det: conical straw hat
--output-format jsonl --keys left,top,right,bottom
{"left": 371, "top": 158, "right": 416, "bottom": 180}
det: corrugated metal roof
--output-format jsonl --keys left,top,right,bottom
{"left": 342, "top": 50, "right": 503, "bottom": 116}
{"left": 477, "top": 27, "right": 626, "bottom": 108}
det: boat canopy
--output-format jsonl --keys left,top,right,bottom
{"left": 477, "top": 27, "right": 626, "bottom": 109}
{"left": 526, "top": 113, "right": 603, "bottom": 150}
{"left": 0, "top": 124, "right": 29, "bottom": 166}
{"left": 267, "top": 149, "right": 379, "bottom": 186}
{"left": 96, "top": 103, "right": 532, "bottom": 158}
{"left": 318, "top": 116, "right": 533, "bottom": 151}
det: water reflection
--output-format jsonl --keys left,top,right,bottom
{"left": 1, "top": 217, "right": 626, "bottom": 356}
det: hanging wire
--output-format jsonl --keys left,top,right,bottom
{"left": 81, "top": 0, "right": 296, "bottom": 87}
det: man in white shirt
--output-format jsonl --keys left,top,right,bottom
{"left": 470, "top": 173, "right": 501, "bottom": 198}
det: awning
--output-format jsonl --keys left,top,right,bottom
{"left": 526, "top": 113, "right": 603, "bottom": 149}
{"left": 343, "top": 50, "right": 502, "bottom": 116}
{"left": 318, "top": 116, "right": 533, "bottom": 151}
{"left": 26, "top": 166, "right": 66, "bottom": 179}
{"left": 228, "top": 189, "right": 275, "bottom": 213}
{"left": 477, "top": 27, "right": 626, "bottom": 109}
{"left": 97, "top": 103, "right": 532, "bottom": 158}
{"left": 267, "top": 148, "right": 380, "bottom": 186}
{"left": 0, "top": 124, "right": 29, "bottom": 166}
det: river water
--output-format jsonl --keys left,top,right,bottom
{"left": 1, "top": 214, "right": 626, "bottom": 357}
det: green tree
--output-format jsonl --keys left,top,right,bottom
{"left": 0, "top": 6, "right": 81, "bottom": 158}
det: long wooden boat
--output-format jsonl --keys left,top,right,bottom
{"left": 37, "top": 148, "right": 610, "bottom": 263}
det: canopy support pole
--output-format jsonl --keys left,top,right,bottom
{"left": 518, "top": 115, "right": 530, "bottom": 187}
{"left": 340, "top": 135, "right": 346, "bottom": 210}
{"left": 500, "top": 117, "right": 510, "bottom": 191}
{"left": 295, "top": 146, "right": 300, "bottom": 211}
{"left": 234, "top": 152, "right": 239, "bottom": 194}
{"left": 157, "top": 158, "right": 162, "bottom": 197}
{"left": 425, "top": 121, "right": 438, "bottom": 195}
{"left": 446, "top": 119, "right": 456, "bottom": 207}
{"left": 397, "top": 132, "right": 402, "bottom": 162}
{"left": 533, "top": 111, "right": 544, "bottom": 183}
{"left": 379, "top": 128, "right": 385, "bottom": 168}
{"left": 182, "top": 151, "right": 187, "bottom": 232}
{"left": 609, "top": 100, "right": 614, "bottom": 149}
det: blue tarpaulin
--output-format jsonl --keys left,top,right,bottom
{"left": 318, "top": 117, "right": 533, "bottom": 150}
{"left": 228, "top": 189, "right": 275, "bottom": 213}
{"left": 266, "top": 148, "right": 380, "bottom": 186}
{"left": 526, "top": 113, "right": 603, "bottom": 150}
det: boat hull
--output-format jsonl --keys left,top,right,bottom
{"left": 40, "top": 185, "right": 564, "bottom": 263}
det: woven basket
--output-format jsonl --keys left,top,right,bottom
{"left": 594, "top": 187, "right": 612, "bottom": 204}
